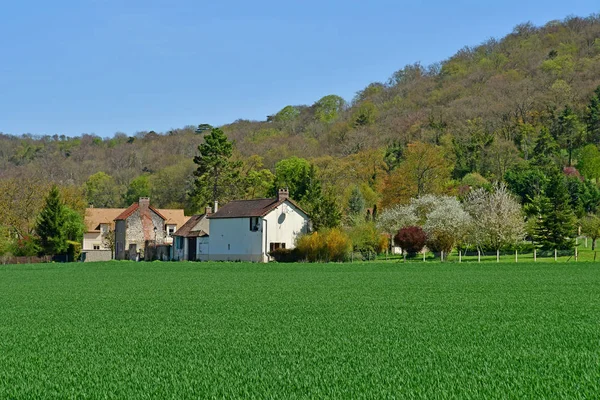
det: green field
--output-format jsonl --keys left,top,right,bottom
{"left": 1, "top": 262, "right": 599, "bottom": 398}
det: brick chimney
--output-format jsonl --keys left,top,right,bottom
{"left": 277, "top": 188, "right": 289, "bottom": 202}
{"left": 205, "top": 206, "right": 212, "bottom": 215}
{"left": 139, "top": 197, "right": 150, "bottom": 210}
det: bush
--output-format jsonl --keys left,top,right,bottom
{"left": 296, "top": 228, "right": 352, "bottom": 262}
{"left": 269, "top": 248, "right": 301, "bottom": 262}
{"left": 11, "top": 235, "right": 41, "bottom": 257}
{"left": 67, "top": 240, "right": 82, "bottom": 262}
{"left": 394, "top": 226, "right": 427, "bottom": 256}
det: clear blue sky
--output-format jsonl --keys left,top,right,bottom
{"left": 1, "top": 1, "right": 598, "bottom": 137}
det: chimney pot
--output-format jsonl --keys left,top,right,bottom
{"left": 205, "top": 206, "right": 212, "bottom": 215}
{"left": 214, "top": 200, "right": 218, "bottom": 213}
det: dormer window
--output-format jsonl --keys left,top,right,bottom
{"left": 250, "top": 217, "right": 260, "bottom": 232}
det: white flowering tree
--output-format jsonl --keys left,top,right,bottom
{"left": 416, "top": 196, "right": 472, "bottom": 257}
{"left": 464, "top": 183, "right": 525, "bottom": 251}
{"left": 376, "top": 204, "right": 418, "bottom": 237}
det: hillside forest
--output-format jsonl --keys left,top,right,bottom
{"left": 2, "top": 14, "right": 600, "bottom": 258}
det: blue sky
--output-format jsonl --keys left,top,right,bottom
{"left": 1, "top": 1, "right": 598, "bottom": 137}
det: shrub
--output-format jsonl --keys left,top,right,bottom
{"left": 269, "top": 248, "right": 301, "bottom": 262}
{"left": 296, "top": 229, "right": 352, "bottom": 262}
{"left": 394, "top": 226, "right": 427, "bottom": 256}
{"left": 67, "top": 240, "right": 82, "bottom": 262}
{"left": 11, "top": 235, "right": 41, "bottom": 257}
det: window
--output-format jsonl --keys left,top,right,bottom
{"left": 228, "top": 244, "right": 231, "bottom": 251}
{"left": 93, "top": 244, "right": 100, "bottom": 250}
{"left": 270, "top": 243, "right": 286, "bottom": 252}
{"left": 249, "top": 217, "right": 260, "bottom": 232}
{"left": 167, "top": 225, "right": 175, "bottom": 237}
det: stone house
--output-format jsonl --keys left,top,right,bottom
{"left": 113, "top": 197, "right": 189, "bottom": 260}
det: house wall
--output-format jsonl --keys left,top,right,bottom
{"left": 83, "top": 232, "right": 103, "bottom": 250}
{"left": 82, "top": 250, "right": 113, "bottom": 262}
{"left": 209, "top": 217, "right": 264, "bottom": 262}
{"left": 197, "top": 236, "right": 209, "bottom": 261}
{"left": 115, "top": 220, "right": 126, "bottom": 260}
{"left": 124, "top": 209, "right": 165, "bottom": 259}
{"left": 263, "top": 201, "right": 309, "bottom": 252}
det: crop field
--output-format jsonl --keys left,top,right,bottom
{"left": 1, "top": 261, "right": 599, "bottom": 398}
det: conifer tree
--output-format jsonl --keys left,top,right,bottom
{"left": 347, "top": 186, "right": 365, "bottom": 216}
{"left": 190, "top": 128, "right": 242, "bottom": 210}
{"left": 586, "top": 86, "right": 600, "bottom": 144}
{"left": 35, "top": 186, "right": 68, "bottom": 256}
{"left": 532, "top": 172, "right": 576, "bottom": 250}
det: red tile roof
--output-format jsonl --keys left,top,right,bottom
{"left": 114, "top": 203, "right": 167, "bottom": 221}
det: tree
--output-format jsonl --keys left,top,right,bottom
{"left": 580, "top": 214, "right": 600, "bottom": 250}
{"left": 531, "top": 172, "right": 577, "bottom": 250}
{"left": 190, "top": 128, "right": 242, "bottom": 210}
{"left": 530, "top": 127, "right": 559, "bottom": 170}
{"left": 376, "top": 205, "right": 419, "bottom": 239}
{"left": 347, "top": 186, "right": 365, "bottom": 218}
{"left": 553, "top": 106, "right": 586, "bottom": 166}
{"left": 124, "top": 175, "right": 152, "bottom": 205}
{"left": 271, "top": 157, "right": 312, "bottom": 200}
{"left": 35, "top": 186, "right": 68, "bottom": 256}
{"left": 394, "top": 226, "right": 427, "bottom": 257}
{"left": 63, "top": 207, "right": 86, "bottom": 242}
{"left": 577, "top": 144, "right": 600, "bottom": 182}
{"left": 382, "top": 142, "right": 452, "bottom": 207}
{"left": 465, "top": 183, "right": 526, "bottom": 251}
{"left": 585, "top": 86, "right": 600, "bottom": 144}
{"left": 313, "top": 95, "right": 346, "bottom": 123}
{"left": 84, "top": 172, "right": 123, "bottom": 208}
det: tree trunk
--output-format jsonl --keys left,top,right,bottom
{"left": 593, "top": 238, "right": 596, "bottom": 251}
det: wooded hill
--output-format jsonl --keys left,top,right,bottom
{"left": 1, "top": 14, "right": 600, "bottom": 217}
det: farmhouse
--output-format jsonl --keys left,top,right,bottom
{"left": 113, "top": 197, "right": 189, "bottom": 260}
{"left": 206, "top": 189, "right": 309, "bottom": 262}
{"left": 172, "top": 208, "right": 211, "bottom": 261}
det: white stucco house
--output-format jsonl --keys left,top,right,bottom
{"left": 206, "top": 189, "right": 310, "bottom": 262}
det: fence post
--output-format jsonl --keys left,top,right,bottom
{"left": 441, "top": 250, "right": 444, "bottom": 262}
{"left": 496, "top": 249, "right": 499, "bottom": 263}
{"left": 534, "top": 249, "right": 537, "bottom": 262}
{"left": 403, "top": 253, "right": 406, "bottom": 263}
{"left": 459, "top": 250, "right": 462, "bottom": 263}
{"left": 554, "top": 249, "right": 557, "bottom": 261}
{"left": 478, "top": 250, "right": 481, "bottom": 263}
{"left": 575, "top": 247, "right": 578, "bottom": 262}
{"left": 423, "top": 250, "right": 426, "bottom": 262}
{"left": 585, "top": 237, "right": 588, "bottom": 248}
{"left": 515, "top": 250, "right": 518, "bottom": 263}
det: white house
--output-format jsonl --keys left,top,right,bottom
{"left": 206, "top": 189, "right": 309, "bottom": 262}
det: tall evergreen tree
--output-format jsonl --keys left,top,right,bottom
{"left": 553, "top": 106, "right": 586, "bottom": 166}
{"left": 347, "top": 186, "right": 365, "bottom": 216}
{"left": 586, "top": 86, "right": 600, "bottom": 144}
{"left": 531, "top": 127, "right": 558, "bottom": 170}
{"left": 532, "top": 172, "right": 577, "bottom": 250}
{"left": 36, "top": 186, "right": 68, "bottom": 256}
{"left": 190, "top": 128, "right": 242, "bottom": 210}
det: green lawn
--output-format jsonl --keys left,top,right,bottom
{"left": 1, "top": 261, "right": 599, "bottom": 398}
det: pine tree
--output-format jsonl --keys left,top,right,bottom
{"left": 36, "top": 186, "right": 68, "bottom": 256}
{"left": 347, "top": 186, "right": 365, "bottom": 216}
{"left": 190, "top": 128, "right": 242, "bottom": 210}
{"left": 586, "top": 86, "right": 600, "bottom": 144}
{"left": 533, "top": 172, "right": 577, "bottom": 250}
{"left": 553, "top": 106, "right": 586, "bottom": 166}
{"left": 531, "top": 127, "right": 558, "bottom": 170}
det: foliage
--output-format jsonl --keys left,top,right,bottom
{"left": 84, "top": 172, "right": 123, "bottom": 208}
{"left": 35, "top": 186, "right": 68, "bottom": 256}
{"left": 190, "top": 128, "right": 242, "bottom": 210}
{"left": 63, "top": 206, "right": 86, "bottom": 243}
{"left": 313, "top": 95, "right": 346, "bottom": 123}
{"left": 124, "top": 175, "right": 152, "bottom": 205}
{"left": 382, "top": 142, "right": 452, "bottom": 207}
{"left": 347, "top": 222, "right": 384, "bottom": 256}
{"left": 530, "top": 172, "right": 577, "bottom": 250}
{"left": 66, "top": 240, "right": 82, "bottom": 262}
{"left": 577, "top": 144, "right": 600, "bottom": 182}
{"left": 465, "top": 183, "right": 526, "bottom": 251}
{"left": 10, "top": 235, "right": 40, "bottom": 256}
{"left": 394, "top": 226, "right": 427, "bottom": 256}
{"left": 268, "top": 248, "right": 301, "bottom": 262}
{"left": 296, "top": 229, "right": 352, "bottom": 262}
{"left": 346, "top": 186, "right": 365, "bottom": 217}
{"left": 580, "top": 214, "right": 600, "bottom": 250}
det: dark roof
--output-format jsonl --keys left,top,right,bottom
{"left": 208, "top": 198, "right": 308, "bottom": 219}
{"left": 172, "top": 214, "right": 208, "bottom": 237}
{"left": 114, "top": 203, "right": 166, "bottom": 221}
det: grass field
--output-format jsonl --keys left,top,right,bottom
{"left": 1, "top": 261, "right": 599, "bottom": 398}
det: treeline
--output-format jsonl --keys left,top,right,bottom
{"left": 2, "top": 14, "right": 600, "bottom": 258}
